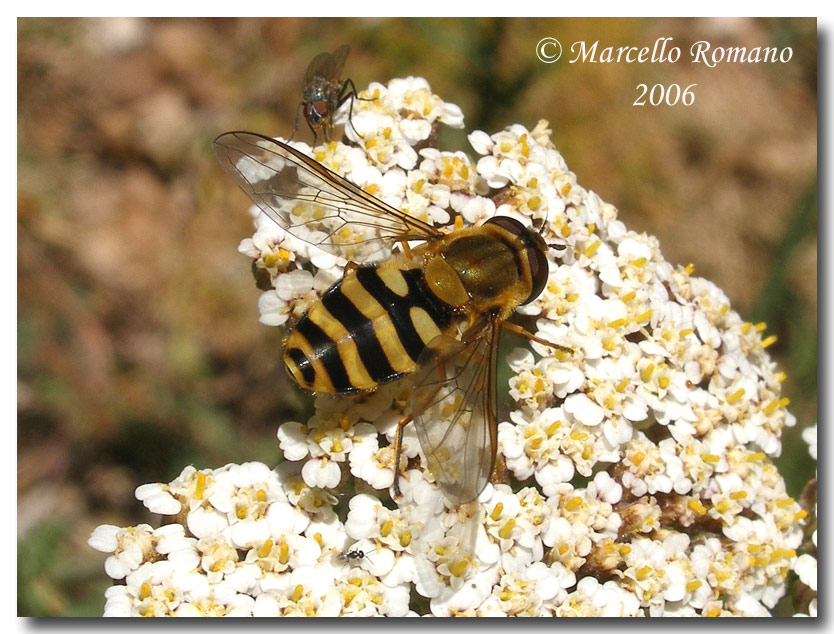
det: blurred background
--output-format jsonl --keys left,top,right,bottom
{"left": 17, "top": 17, "right": 816, "bottom": 616}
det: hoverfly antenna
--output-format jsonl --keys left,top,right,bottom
{"left": 546, "top": 236, "right": 569, "bottom": 258}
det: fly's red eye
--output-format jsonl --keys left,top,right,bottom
{"left": 306, "top": 102, "right": 329, "bottom": 124}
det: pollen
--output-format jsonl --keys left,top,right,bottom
{"left": 583, "top": 240, "right": 601, "bottom": 257}
{"left": 727, "top": 389, "right": 745, "bottom": 404}
{"left": 258, "top": 540, "right": 274, "bottom": 558}
{"left": 635, "top": 566, "right": 653, "bottom": 581}
{"left": 491, "top": 503, "right": 504, "bottom": 521}
{"left": 380, "top": 520, "right": 393, "bottom": 537}
{"left": 687, "top": 497, "right": 708, "bottom": 515}
{"left": 450, "top": 559, "right": 471, "bottom": 577}
{"left": 291, "top": 584, "right": 304, "bottom": 602}
{"left": 761, "top": 335, "right": 778, "bottom": 348}
{"left": 635, "top": 310, "right": 653, "bottom": 323}
{"left": 194, "top": 472, "right": 206, "bottom": 500}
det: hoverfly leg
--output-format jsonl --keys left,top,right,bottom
{"left": 392, "top": 356, "right": 447, "bottom": 499}
{"left": 501, "top": 321, "right": 573, "bottom": 355}
{"left": 398, "top": 240, "right": 413, "bottom": 258}
{"left": 392, "top": 412, "right": 413, "bottom": 498}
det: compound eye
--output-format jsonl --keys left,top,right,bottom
{"left": 307, "top": 102, "right": 329, "bottom": 124}
{"left": 485, "top": 216, "right": 548, "bottom": 304}
{"left": 485, "top": 215, "right": 526, "bottom": 237}
{"left": 524, "top": 244, "right": 549, "bottom": 304}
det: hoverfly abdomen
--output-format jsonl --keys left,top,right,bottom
{"left": 283, "top": 264, "right": 456, "bottom": 394}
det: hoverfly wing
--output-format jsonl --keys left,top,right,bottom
{"left": 304, "top": 44, "right": 349, "bottom": 84}
{"left": 213, "top": 131, "right": 441, "bottom": 264}
{"left": 411, "top": 319, "right": 500, "bottom": 505}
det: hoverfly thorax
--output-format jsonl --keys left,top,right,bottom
{"left": 420, "top": 216, "right": 550, "bottom": 320}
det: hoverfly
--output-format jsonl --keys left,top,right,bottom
{"left": 294, "top": 44, "right": 359, "bottom": 144}
{"left": 213, "top": 131, "right": 568, "bottom": 505}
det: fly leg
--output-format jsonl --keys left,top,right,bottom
{"left": 392, "top": 413, "right": 413, "bottom": 498}
{"left": 337, "top": 78, "right": 374, "bottom": 140}
{"left": 391, "top": 357, "right": 447, "bottom": 499}
{"left": 290, "top": 102, "right": 305, "bottom": 142}
{"left": 501, "top": 322, "right": 573, "bottom": 355}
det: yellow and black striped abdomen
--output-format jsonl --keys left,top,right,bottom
{"left": 284, "top": 265, "right": 455, "bottom": 394}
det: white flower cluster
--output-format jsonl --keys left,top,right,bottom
{"left": 792, "top": 424, "right": 817, "bottom": 617}
{"left": 91, "top": 76, "right": 809, "bottom": 616}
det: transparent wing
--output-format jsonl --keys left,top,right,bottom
{"left": 305, "top": 44, "right": 350, "bottom": 83}
{"left": 213, "top": 131, "right": 441, "bottom": 263}
{"left": 412, "top": 319, "right": 500, "bottom": 505}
